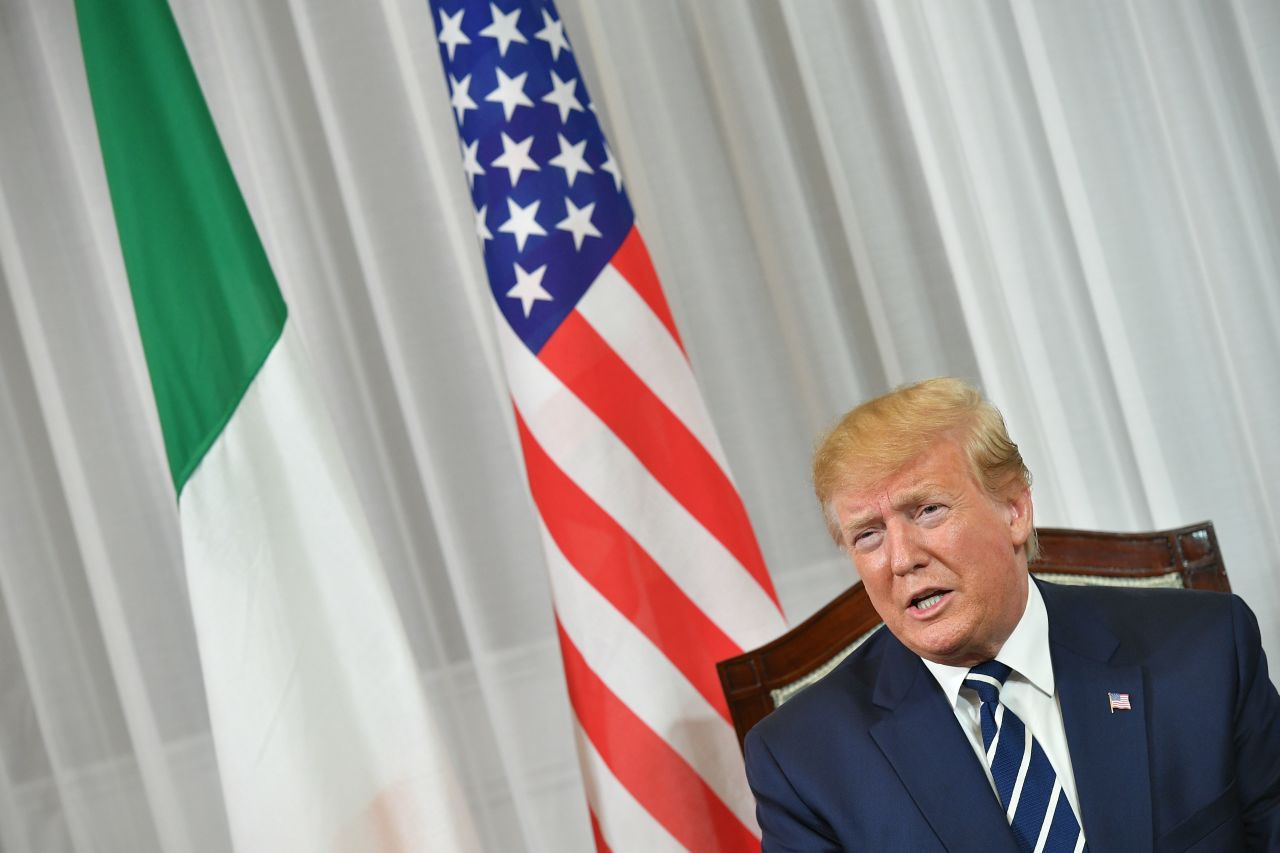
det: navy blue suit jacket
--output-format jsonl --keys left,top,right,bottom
{"left": 745, "top": 580, "right": 1280, "bottom": 852}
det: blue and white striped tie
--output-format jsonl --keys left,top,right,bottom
{"left": 965, "top": 661, "right": 1087, "bottom": 853}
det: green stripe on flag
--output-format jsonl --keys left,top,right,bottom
{"left": 75, "top": 0, "right": 286, "bottom": 493}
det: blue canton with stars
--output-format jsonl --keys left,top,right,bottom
{"left": 429, "top": 0, "right": 635, "bottom": 354}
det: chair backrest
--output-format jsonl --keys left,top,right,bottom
{"left": 716, "top": 521, "right": 1230, "bottom": 751}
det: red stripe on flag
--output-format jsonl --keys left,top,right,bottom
{"left": 557, "top": 620, "right": 759, "bottom": 853}
{"left": 611, "top": 228, "right": 684, "bottom": 352}
{"left": 540, "top": 313, "right": 782, "bottom": 610}
{"left": 588, "top": 808, "right": 612, "bottom": 853}
{"left": 515, "top": 410, "right": 740, "bottom": 720}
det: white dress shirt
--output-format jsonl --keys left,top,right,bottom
{"left": 920, "top": 581, "right": 1084, "bottom": 823}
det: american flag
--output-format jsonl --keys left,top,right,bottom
{"left": 1108, "top": 692, "right": 1132, "bottom": 713}
{"left": 428, "top": 1, "right": 788, "bottom": 849}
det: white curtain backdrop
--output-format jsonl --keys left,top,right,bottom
{"left": 2, "top": 0, "right": 1278, "bottom": 849}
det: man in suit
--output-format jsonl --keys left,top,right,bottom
{"left": 745, "top": 378, "right": 1280, "bottom": 851}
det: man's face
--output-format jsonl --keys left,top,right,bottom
{"left": 830, "top": 438, "right": 1033, "bottom": 667}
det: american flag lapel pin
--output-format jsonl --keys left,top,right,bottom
{"left": 1108, "top": 692, "right": 1132, "bottom": 713}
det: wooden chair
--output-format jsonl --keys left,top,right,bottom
{"left": 716, "top": 521, "right": 1231, "bottom": 752}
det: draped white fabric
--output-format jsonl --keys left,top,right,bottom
{"left": 2, "top": 0, "right": 1279, "bottom": 849}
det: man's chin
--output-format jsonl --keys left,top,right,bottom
{"left": 900, "top": 625, "right": 984, "bottom": 668}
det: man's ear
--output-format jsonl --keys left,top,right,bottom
{"left": 1007, "top": 486, "right": 1034, "bottom": 550}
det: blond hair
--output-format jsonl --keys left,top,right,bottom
{"left": 813, "top": 377, "right": 1039, "bottom": 560}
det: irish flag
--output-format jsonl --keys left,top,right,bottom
{"left": 74, "top": 0, "right": 479, "bottom": 849}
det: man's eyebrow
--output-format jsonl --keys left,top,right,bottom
{"left": 891, "top": 484, "right": 948, "bottom": 509}
{"left": 841, "top": 512, "right": 876, "bottom": 538}
{"left": 838, "top": 483, "right": 954, "bottom": 539}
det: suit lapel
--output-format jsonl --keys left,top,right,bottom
{"left": 1041, "top": 581, "right": 1153, "bottom": 853}
{"left": 869, "top": 638, "right": 1020, "bottom": 853}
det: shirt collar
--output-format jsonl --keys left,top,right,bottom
{"left": 920, "top": 578, "right": 1054, "bottom": 708}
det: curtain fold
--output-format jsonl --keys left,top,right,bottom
{"left": 2, "top": 0, "right": 1278, "bottom": 849}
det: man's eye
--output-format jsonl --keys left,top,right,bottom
{"left": 850, "top": 529, "right": 882, "bottom": 550}
{"left": 918, "top": 504, "right": 945, "bottom": 520}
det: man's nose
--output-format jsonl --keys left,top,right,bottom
{"left": 885, "top": 520, "right": 928, "bottom": 576}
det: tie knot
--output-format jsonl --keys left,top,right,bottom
{"left": 965, "top": 660, "right": 1012, "bottom": 705}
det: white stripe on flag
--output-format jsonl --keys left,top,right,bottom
{"left": 180, "top": 324, "right": 478, "bottom": 852}
{"left": 576, "top": 264, "right": 732, "bottom": 475}
{"left": 574, "top": 722, "right": 684, "bottom": 853}
{"left": 541, "top": 519, "right": 760, "bottom": 832}
{"left": 498, "top": 313, "right": 786, "bottom": 648}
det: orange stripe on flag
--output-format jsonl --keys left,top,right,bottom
{"left": 541, "top": 313, "right": 781, "bottom": 611}
{"left": 557, "top": 620, "right": 760, "bottom": 852}
{"left": 516, "top": 410, "right": 740, "bottom": 720}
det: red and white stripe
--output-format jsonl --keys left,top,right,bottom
{"left": 498, "top": 228, "right": 786, "bottom": 850}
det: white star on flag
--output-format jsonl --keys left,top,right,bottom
{"left": 556, "top": 199, "right": 601, "bottom": 250}
{"left": 506, "top": 261, "right": 552, "bottom": 316}
{"left": 485, "top": 67, "right": 533, "bottom": 121}
{"left": 548, "top": 133, "right": 593, "bottom": 187}
{"left": 534, "top": 9, "right": 571, "bottom": 60}
{"left": 491, "top": 132, "right": 540, "bottom": 186}
{"left": 542, "top": 71, "right": 583, "bottom": 124}
{"left": 449, "top": 73, "right": 477, "bottom": 124}
{"left": 600, "top": 143, "right": 623, "bottom": 191}
{"left": 499, "top": 197, "right": 546, "bottom": 251}
{"left": 475, "top": 204, "right": 493, "bottom": 242}
{"left": 478, "top": 2, "right": 527, "bottom": 57}
{"left": 437, "top": 8, "right": 470, "bottom": 61}
{"left": 460, "top": 138, "right": 484, "bottom": 188}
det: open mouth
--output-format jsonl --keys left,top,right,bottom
{"left": 909, "top": 590, "right": 951, "bottom": 613}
